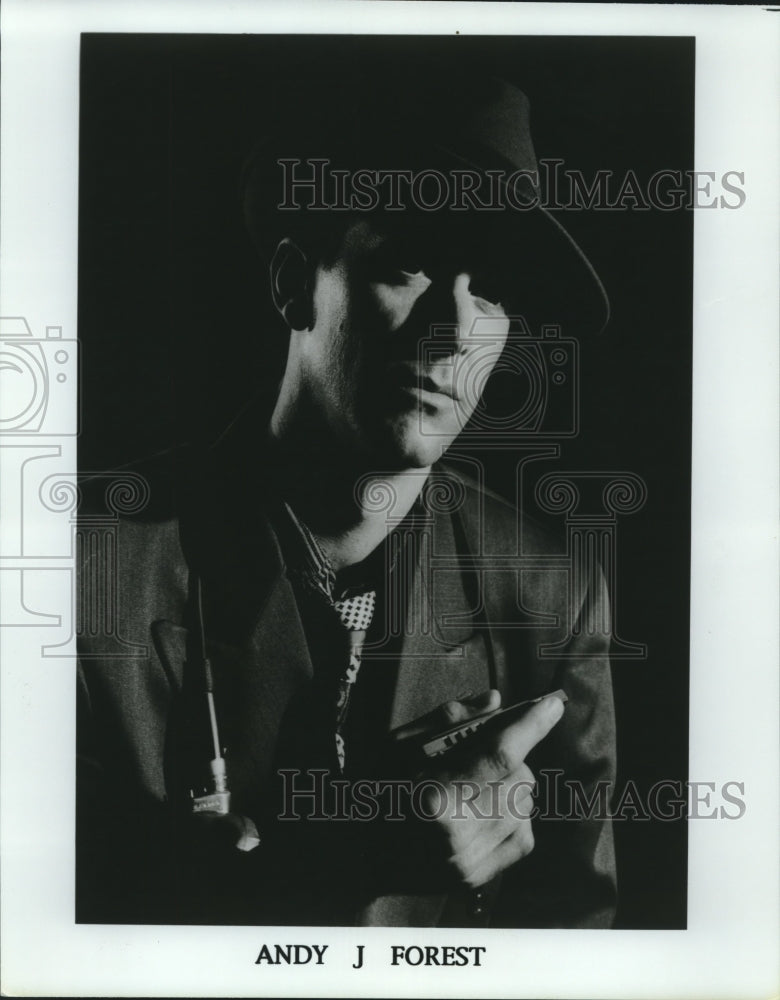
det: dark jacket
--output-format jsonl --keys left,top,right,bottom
{"left": 76, "top": 456, "right": 616, "bottom": 927}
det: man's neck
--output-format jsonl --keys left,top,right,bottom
{"left": 316, "top": 471, "right": 427, "bottom": 573}
{"left": 267, "top": 425, "right": 429, "bottom": 574}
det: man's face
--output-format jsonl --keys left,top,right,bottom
{"left": 290, "top": 213, "right": 513, "bottom": 469}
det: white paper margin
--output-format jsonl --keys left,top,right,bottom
{"left": 1, "top": 2, "right": 778, "bottom": 998}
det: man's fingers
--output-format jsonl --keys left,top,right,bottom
{"left": 435, "top": 762, "right": 537, "bottom": 859}
{"left": 446, "top": 783, "right": 535, "bottom": 877}
{"left": 460, "top": 823, "right": 535, "bottom": 889}
{"left": 474, "top": 694, "right": 564, "bottom": 781}
{"left": 391, "top": 689, "right": 501, "bottom": 742}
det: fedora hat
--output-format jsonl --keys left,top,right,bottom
{"left": 244, "top": 63, "right": 610, "bottom": 336}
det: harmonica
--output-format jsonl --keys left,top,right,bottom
{"left": 421, "top": 689, "right": 568, "bottom": 758}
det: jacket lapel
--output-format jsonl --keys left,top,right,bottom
{"left": 360, "top": 501, "right": 494, "bottom": 927}
{"left": 387, "top": 501, "right": 492, "bottom": 730}
{"left": 153, "top": 495, "right": 315, "bottom": 818}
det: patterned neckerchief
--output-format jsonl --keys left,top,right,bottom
{"left": 282, "top": 502, "right": 379, "bottom": 772}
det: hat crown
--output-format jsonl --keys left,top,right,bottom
{"left": 349, "top": 72, "right": 538, "bottom": 177}
{"left": 245, "top": 66, "right": 610, "bottom": 335}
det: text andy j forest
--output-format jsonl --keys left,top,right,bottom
{"left": 255, "top": 943, "right": 487, "bottom": 969}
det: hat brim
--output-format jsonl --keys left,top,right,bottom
{"left": 245, "top": 134, "right": 610, "bottom": 337}
{"left": 425, "top": 141, "right": 611, "bottom": 337}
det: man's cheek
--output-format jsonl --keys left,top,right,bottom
{"left": 455, "top": 340, "right": 508, "bottom": 414}
{"left": 421, "top": 404, "right": 466, "bottom": 452}
{"left": 454, "top": 361, "right": 490, "bottom": 419}
{"left": 366, "top": 283, "right": 419, "bottom": 331}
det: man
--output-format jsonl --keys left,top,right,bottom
{"left": 77, "top": 65, "right": 617, "bottom": 927}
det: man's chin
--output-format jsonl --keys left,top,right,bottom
{"left": 373, "top": 420, "right": 456, "bottom": 470}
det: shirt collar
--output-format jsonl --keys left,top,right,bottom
{"left": 280, "top": 494, "right": 426, "bottom": 604}
{"left": 282, "top": 501, "right": 338, "bottom": 603}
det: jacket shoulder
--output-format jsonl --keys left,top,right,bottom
{"left": 438, "top": 461, "right": 561, "bottom": 555}
{"left": 78, "top": 514, "right": 189, "bottom": 649}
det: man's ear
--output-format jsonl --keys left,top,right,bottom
{"left": 269, "top": 238, "right": 313, "bottom": 331}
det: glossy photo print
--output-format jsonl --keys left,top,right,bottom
{"left": 74, "top": 33, "right": 694, "bottom": 931}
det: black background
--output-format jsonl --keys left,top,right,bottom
{"left": 79, "top": 34, "right": 693, "bottom": 929}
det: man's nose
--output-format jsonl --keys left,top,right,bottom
{"left": 412, "top": 272, "right": 474, "bottom": 356}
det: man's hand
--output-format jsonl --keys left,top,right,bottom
{"left": 390, "top": 689, "right": 565, "bottom": 888}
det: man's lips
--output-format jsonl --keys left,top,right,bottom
{"left": 392, "top": 367, "right": 459, "bottom": 402}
